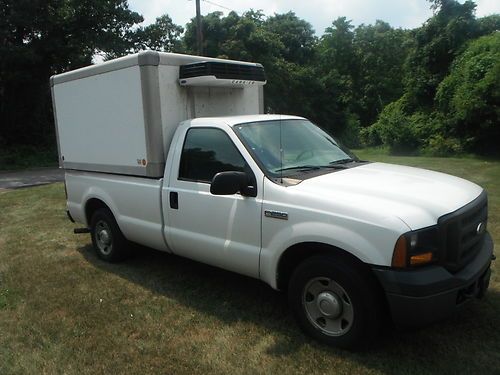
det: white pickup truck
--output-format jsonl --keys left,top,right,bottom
{"left": 52, "top": 51, "right": 494, "bottom": 348}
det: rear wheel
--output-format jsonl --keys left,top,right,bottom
{"left": 90, "top": 207, "right": 130, "bottom": 262}
{"left": 288, "top": 255, "right": 381, "bottom": 349}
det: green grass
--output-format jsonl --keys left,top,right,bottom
{"left": 0, "top": 151, "right": 499, "bottom": 374}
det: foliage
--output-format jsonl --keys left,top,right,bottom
{"left": 0, "top": 145, "right": 58, "bottom": 170}
{"left": 363, "top": 1, "right": 500, "bottom": 155}
{"left": 1, "top": 0, "right": 499, "bottom": 158}
{"left": 477, "top": 14, "right": 500, "bottom": 35}
{"left": 370, "top": 99, "right": 419, "bottom": 154}
{"left": 404, "top": 0, "right": 478, "bottom": 107}
{"left": 314, "top": 17, "right": 358, "bottom": 139}
{"left": 265, "top": 12, "right": 317, "bottom": 65}
{"left": 0, "top": 0, "right": 144, "bottom": 146}
{"left": 339, "top": 112, "right": 361, "bottom": 148}
{"left": 359, "top": 125, "right": 382, "bottom": 147}
{"left": 183, "top": 11, "right": 236, "bottom": 57}
{"left": 133, "top": 14, "right": 184, "bottom": 53}
{"left": 436, "top": 33, "right": 500, "bottom": 153}
{"left": 352, "top": 21, "right": 410, "bottom": 126}
{"left": 424, "top": 134, "right": 463, "bottom": 156}
{"left": 131, "top": 11, "right": 408, "bottom": 146}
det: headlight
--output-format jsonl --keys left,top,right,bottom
{"left": 391, "top": 226, "right": 439, "bottom": 268}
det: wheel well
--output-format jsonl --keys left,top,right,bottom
{"left": 276, "top": 242, "right": 372, "bottom": 291}
{"left": 85, "top": 198, "right": 109, "bottom": 226}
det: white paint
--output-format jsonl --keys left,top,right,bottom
{"left": 53, "top": 51, "right": 263, "bottom": 177}
{"left": 162, "top": 120, "right": 266, "bottom": 278}
{"left": 64, "top": 109, "right": 485, "bottom": 290}
{"left": 65, "top": 170, "right": 169, "bottom": 252}
{"left": 54, "top": 65, "right": 147, "bottom": 168}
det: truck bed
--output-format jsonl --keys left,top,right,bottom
{"left": 65, "top": 170, "right": 169, "bottom": 252}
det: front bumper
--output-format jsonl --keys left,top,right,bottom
{"left": 372, "top": 232, "right": 494, "bottom": 327}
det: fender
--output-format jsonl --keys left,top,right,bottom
{"left": 82, "top": 187, "right": 122, "bottom": 229}
{"left": 259, "top": 217, "right": 408, "bottom": 289}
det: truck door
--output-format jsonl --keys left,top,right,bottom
{"left": 164, "top": 126, "right": 262, "bottom": 278}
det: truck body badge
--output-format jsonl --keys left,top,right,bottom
{"left": 264, "top": 210, "right": 288, "bottom": 220}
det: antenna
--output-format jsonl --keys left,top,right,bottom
{"left": 279, "top": 114, "right": 283, "bottom": 184}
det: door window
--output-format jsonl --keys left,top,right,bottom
{"left": 179, "top": 128, "right": 247, "bottom": 183}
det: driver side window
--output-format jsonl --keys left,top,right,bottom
{"left": 179, "top": 128, "right": 247, "bottom": 183}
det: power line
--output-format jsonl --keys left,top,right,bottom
{"left": 202, "top": 0, "right": 237, "bottom": 13}
{"left": 190, "top": 0, "right": 238, "bottom": 56}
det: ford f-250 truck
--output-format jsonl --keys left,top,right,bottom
{"left": 51, "top": 51, "right": 494, "bottom": 348}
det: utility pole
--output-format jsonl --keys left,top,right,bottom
{"left": 195, "top": 0, "right": 203, "bottom": 56}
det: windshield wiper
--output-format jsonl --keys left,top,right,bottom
{"left": 275, "top": 165, "right": 321, "bottom": 172}
{"left": 329, "top": 158, "right": 356, "bottom": 165}
{"left": 276, "top": 164, "right": 348, "bottom": 172}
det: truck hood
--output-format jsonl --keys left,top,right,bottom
{"left": 294, "top": 162, "right": 483, "bottom": 230}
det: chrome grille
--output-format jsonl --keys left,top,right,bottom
{"left": 438, "top": 191, "right": 488, "bottom": 273}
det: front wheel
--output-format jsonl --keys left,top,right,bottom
{"left": 90, "top": 207, "right": 130, "bottom": 262}
{"left": 288, "top": 255, "right": 381, "bottom": 349}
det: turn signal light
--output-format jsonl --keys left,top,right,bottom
{"left": 410, "top": 252, "right": 433, "bottom": 266}
{"left": 392, "top": 235, "right": 407, "bottom": 268}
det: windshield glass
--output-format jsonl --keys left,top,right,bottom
{"left": 234, "top": 119, "right": 357, "bottom": 177}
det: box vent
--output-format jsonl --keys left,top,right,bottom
{"left": 179, "top": 61, "right": 266, "bottom": 87}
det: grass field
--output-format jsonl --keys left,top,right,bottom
{"left": 1, "top": 151, "right": 499, "bottom": 374}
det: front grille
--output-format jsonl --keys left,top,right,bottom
{"left": 438, "top": 191, "right": 488, "bottom": 273}
{"left": 179, "top": 61, "right": 266, "bottom": 82}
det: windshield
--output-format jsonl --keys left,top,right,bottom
{"left": 234, "top": 119, "right": 357, "bottom": 177}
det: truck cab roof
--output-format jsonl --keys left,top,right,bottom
{"left": 184, "top": 114, "right": 305, "bottom": 128}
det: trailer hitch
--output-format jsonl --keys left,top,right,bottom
{"left": 74, "top": 227, "right": 90, "bottom": 234}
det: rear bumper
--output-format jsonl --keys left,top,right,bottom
{"left": 372, "top": 232, "right": 494, "bottom": 327}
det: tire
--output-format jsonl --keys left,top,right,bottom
{"left": 288, "top": 254, "right": 381, "bottom": 349}
{"left": 90, "top": 207, "right": 130, "bottom": 262}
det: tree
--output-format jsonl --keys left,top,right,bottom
{"left": 0, "top": 0, "right": 143, "bottom": 146}
{"left": 477, "top": 14, "right": 500, "bottom": 35}
{"left": 183, "top": 11, "right": 234, "bottom": 57}
{"left": 221, "top": 11, "right": 282, "bottom": 62}
{"left": 436, "top": 33, "right": 500, "bottom": 153}
{"left": 319, "top": 17, "right": 357, "bottom": 77}
{"left": 353, "top": 21, "right": 410, "bottom": 126}
{"left": 363, "top": 0, "right": 500, "bottom": 155}
{"left": 134, "top": 14, "right": 184, "bottom": 53}
{"left": 314, "top": 18, "right": 360, "bottom": 142}
{"left": 264, "top": 12, "right": 316, "bottom": 65}
{"left": 182, "top": 10, "right": 283, "bottom": 63}
{"left": 182, "top": 10, "right": 320, "bottom": 121}
{"left": 404, "top": 0, "right": 478, "bottom": 107}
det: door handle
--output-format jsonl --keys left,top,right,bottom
{"left": 170, "top": 192, "right": 178, "bottom": 209}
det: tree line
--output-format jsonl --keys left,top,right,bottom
{"left": 1, "top": 0, "right": 498, "bottom": 156}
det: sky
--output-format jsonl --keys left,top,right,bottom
{"left": 128, "top": 0, "right": 500, "bottom": 35}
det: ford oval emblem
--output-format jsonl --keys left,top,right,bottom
{"left": 476, "top": 222, "right": 486, "bottom": 235}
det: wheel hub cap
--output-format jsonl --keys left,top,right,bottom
{"left": 317, "top": 291, "right": 342, "bottom": 318}
{"left": 99, "top": 230, "right": 111, "bottom": 245}
{"left": 302, "top": 277, "right": 354, "bottom": 337}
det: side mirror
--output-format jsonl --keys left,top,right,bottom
{"left": 210, "top": 171, "right": 252, "bottom": 196}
